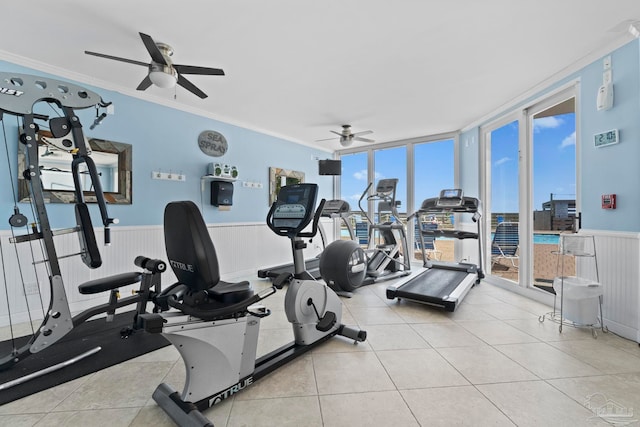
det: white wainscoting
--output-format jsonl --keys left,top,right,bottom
{"left": 0, "top": 219, "right": 332, "bottom": 328}
{"left": 580, "top": 230, "right": 640, "bottom": 342}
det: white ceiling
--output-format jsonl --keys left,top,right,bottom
{"left": 1, "top": 1, "right": 639, "bottom": 152}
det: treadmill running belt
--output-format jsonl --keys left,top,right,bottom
{"left": 398, "top": 268, "right": 469, "bottom": 298}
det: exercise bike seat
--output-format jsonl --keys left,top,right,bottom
{"left": 206, "top": 280, "right": 253, "bottom": 304}
{"left": 163, "top": 201, "right": 254, "bottom": 311}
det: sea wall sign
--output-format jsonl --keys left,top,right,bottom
{"left": 198, "top": 130, "right": 228, "bottom": 157}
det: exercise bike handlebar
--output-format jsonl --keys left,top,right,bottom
{"left": 298, "top": 198, "right": 326, "bottom": 238}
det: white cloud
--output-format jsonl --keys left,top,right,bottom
{"left": 559, "top": 131, "right": 576, "bottom": 149}
{"left": 534, "top": 116, "right": 563, "bottom": 132}
{"left": 352, "top": 170, "right": 384, "bottom": 180}
{"left": 494, "top": 156, "right": 511, "bottom": 167}
{"left": 353, "top": 169, "right": 367, "bottom": 180}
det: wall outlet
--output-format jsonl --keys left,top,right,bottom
{"left": 152, "top": 171, "right": 186, "bottom": 181}
{"left": 242, "top": 181, "right": 263, "bottom": 189}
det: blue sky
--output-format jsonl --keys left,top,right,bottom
{"left": 491, "top": 113, "right": 575, "bottom": 213}
{"left": 341, "top": 112, "right": 575, "bottom": 216}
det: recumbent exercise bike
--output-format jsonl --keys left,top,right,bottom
{"left": 140, "top": 183, "right": 366, "bottom": 427}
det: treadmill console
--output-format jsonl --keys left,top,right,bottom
{"left": 436, "top": 189, "right": 464, "bottom": 208}
{"left": 322, "top": 199, "right": 350, "bottom": 217}
{"left": 419, "top": 189, "right": 478, "bottom": 213}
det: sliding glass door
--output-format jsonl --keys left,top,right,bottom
{"left": 530, "top": 96, "right": 577, "bottom": 292}
{"left": 482, "top": 86, "right": 578, "bottom": 290}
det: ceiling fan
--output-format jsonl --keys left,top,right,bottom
{"left": 317, "top": 125, "right": 374, "bottom": 147}
{"left": 84, "top": 32, "right": 224, "bottom": 99}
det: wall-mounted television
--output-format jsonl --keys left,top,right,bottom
{"left": 318, "top": 159, "right": 342, "bottom": 176}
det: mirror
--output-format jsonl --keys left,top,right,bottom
{"left": 269, "top": 167, "right": 305, "bottom": 205}
{"left": 18, "top": 136, "right": 132, "bottom": 204}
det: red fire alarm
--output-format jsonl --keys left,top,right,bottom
{"left": 602, "top": 194, "right": 616, "bottom": 209}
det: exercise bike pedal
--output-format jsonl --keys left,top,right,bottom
{"left": 316, "top": 311, "right": 337, "bottom": 332}
{"left": 247, "top": 304, "right": 271, "bottom": 318}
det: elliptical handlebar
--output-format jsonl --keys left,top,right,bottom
{"left": 358, "top": 182, "right": 374, "bottom": 226}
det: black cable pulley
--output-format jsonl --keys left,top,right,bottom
{"left": 8, "top": 207, "right": 27, "bottom": 228}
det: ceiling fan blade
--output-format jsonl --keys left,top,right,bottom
{"left": 353, "top": 130, "right": 373, "bottom": 137}
{"left": 177, "top": 74, "right": 208, "bottom": 99}
{"left": 139, "top": 32, "right": 167, "bottom": 65}
{"left": 354, "top": 136, "right": 375, "bottom": 143}
{"left": 174, "top": 64, "right": 225, "bottom": 76}
{"left": 84, "top": 51, "right": 149, "bottom": 67}
{"left": 330, "top": 130, "right": 344, "bottom": 137}
{"left": 136, "top": 75, "right": 153, "bottom": 91}
{"left": 316, "top": 137, "right": 338, "bottom": 142}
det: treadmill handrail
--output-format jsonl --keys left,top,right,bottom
{"left": 420, "top": 229, "right": 478, "bottom": 240}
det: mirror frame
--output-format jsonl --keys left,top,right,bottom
{"left": 269, "top": 167, "right": 305, "bottom": 205}
{"left": 18, "top": 136, "right": 132, "bottom": 204}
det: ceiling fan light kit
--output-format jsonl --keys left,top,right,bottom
{"left": 149, "top": 67, "right": 177, "bottom": 88}
{"left": 318, "top": 124, "right": 375, "bottom": 147}
{"left": 85, "top": 32, "right": 224, "bottom": 99}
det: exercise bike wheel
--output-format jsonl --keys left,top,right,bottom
{"left": 319, "top": 240, "right": 366, "bottom": 292}
{"left": 285, "top": 280, "right": 332, "bottom": 324}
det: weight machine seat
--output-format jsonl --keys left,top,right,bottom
{"left": 78, "top": 272, "right": 142, "bottom": 294}
{"left": 162, "top": 201, "right": 253, "bottom": 311}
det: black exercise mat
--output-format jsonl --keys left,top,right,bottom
{"left": 0, "top": 310, "right": 170, "bottom": 406}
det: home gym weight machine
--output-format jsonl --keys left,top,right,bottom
{"left": 139, "top": 184, "right": 366, "bottom": 427}
{"left": 0, "top": 73, "right": 165, "bottom": 375}
{"left": 320, "top": 178, "right": 411, "bottom": 294}
{"left": 386, "top": 189, "right": 484, "bottom": 311}
{"left": 257, "top": 198, "right": 355, "bottom": 280}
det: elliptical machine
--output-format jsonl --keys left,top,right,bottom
{"left": 320, "top": 178, "right": 411, "bottom": 295}
{"left": 141, "top": 183, "right": 366, "bottom": 427}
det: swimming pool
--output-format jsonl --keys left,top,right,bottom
{"left": 533, "top": 234, "right": 560, "bottom": 245}
{"left": 490, "top": 233, "right": 560, "bottom": 245}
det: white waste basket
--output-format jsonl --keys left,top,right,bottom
{"left": 553, "top": 277, "right": 602, "bottom": 325}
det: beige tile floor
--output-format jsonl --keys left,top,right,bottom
{"left": 1, "top": 275, "right": 640, "bottom": 427}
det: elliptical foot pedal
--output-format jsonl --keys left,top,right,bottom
{"left": 316, "top": 311, "right": 337, "bottom": 332}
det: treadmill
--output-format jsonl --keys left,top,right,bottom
{"left": 258, "top": 199, "right": 354, "bottom": 280}
{"left": 386, "top": 189, "right": 484, "bottom": 311}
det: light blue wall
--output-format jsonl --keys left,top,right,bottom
{"left": 0, "top": 60, "right": 334, "bottom": 230}
{"left": 460, "top": 39, "right": 640, "bottom": 232}
{"left": 580, "top": 40, "right": 640, "bottom": 231}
